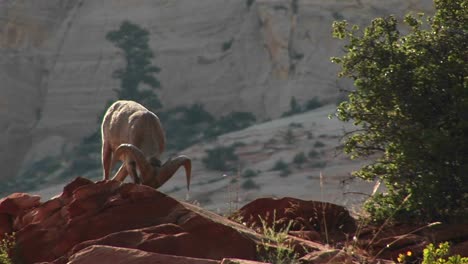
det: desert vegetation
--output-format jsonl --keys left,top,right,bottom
{"left": 332, "top": 0, "right": 467, "bottom": 223}
{"left": 202, "top": 144, "right": 240, "bottom": 171}
{"left": 281, "top": 96, "right": 324, "bottom": 117}
{"left": 1, "top": 1, "right": 467, "bottom": 262}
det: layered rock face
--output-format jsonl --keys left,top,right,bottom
{"left": 1, "top": 0, "right": 433, "bottom": 180}
{"left": 0, "top": 0, "right": 77, "bottom": 180}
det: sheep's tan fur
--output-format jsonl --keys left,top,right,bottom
{"left": 101, "top": 100, "right": 191, "bottom": 189}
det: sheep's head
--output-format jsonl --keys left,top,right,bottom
{"left": 112, "top": 144, "right": 191, "bottom": 189}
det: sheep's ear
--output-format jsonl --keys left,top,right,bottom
{"left": 151, "top": 156, "right": 191, "bottom": 190}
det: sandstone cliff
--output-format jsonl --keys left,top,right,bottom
{"left": 1, "top": 0, "right": 434, "bottom": 180}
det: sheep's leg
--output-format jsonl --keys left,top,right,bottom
{"left": 128, "top": 161, "right": 141, "bottom": 184}
{"left": 127, "top": 128, "right": 142, "bottom": 184}
{"left": 102, "top": 142, "right": 112, "bottom": 180}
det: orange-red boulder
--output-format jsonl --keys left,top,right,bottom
{"left": 2, "top": 177, "right": 257, "bottom": 263}
{"left": 1, "top": 177, "right": 465, "bottom": 264}
{"left": 67, "top": 245, "right": 220, "bottom": 264}
{"left": 233, "top": 197, "right": 357, "bottom": 244}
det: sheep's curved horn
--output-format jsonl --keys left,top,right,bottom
{"left": 149, "top": 156, "right": 191, "bottom": 190}
{"left": 112, "top": 144, "right": 152, "bottom": 183}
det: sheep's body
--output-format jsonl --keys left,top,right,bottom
{"left": 101, "top": 100, "right": 191, "bottom": 189}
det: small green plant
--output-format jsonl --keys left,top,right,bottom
{"left": 242, "top": 169, "right": 259, "bottom": 178}
{"left": 231, "top": 141, "right": 246, "bottom": 148}
{"left": 160, "top": 103, "right": 215, "bottom": 150}
{"left": 282, "top": 129, "right": 295, "bottom": 144}
{"left": 282, "top": 97, "right": 302, "bottom": 117}
{"left": 272, "top": 159, "right": 288, "bottom": 171}
{"left": 292, "top": 52, "right": 304, "bottom": 60}
{"left": 288, "top": 122, "right": 303, "bottom": 128}
{"left": 202, "top": 145, "right": 239, "bottom": 171}
{"left": 291, "top": 0, "right": 298, "bottom": 14}
{"left": 314, "top": 141, "right": 326, "bottom": 148}
{"left": 310, "top": 161, "right": 326, "bottom": 169}
{"left": 332, "top": 11, "right": 344, "bottom": 20}
{"left": 222, "top": 38, "right": 234, "bottom": 51}
{"left": 241, "top": 179, "right": 260, "bottom": 190}
{"left": 420, "top": 242, "right": 468, "bottom": 264}
{"left": 282, "top": 96, "right": 323, "bottom": 117}
{"left": 292, "top": 152, "right": 307, "bottom": 166}
{"left": 0, "top": 233, "right": 17, "bottom": 264}
{"left": 204, "top": 111, "right": 256, "bottom": 139}
{"left": 256, "top": 211, "right": 300, "bottom": 264}
{"left": 246, "top": 0, "right": 255, "bottom": 8}
{"left": 308, "top": 149, "right": 319, "bottom": 159}
{"left": 273, "top": 5, "right": 288, "bottom": 11}
{"left": 271, "top": 159, "right": 291, "bottom": 177}
{"left": 279, "top": 168, "right": 291, "bottom": 177}
{"left": 305, "top": 96, "right": 323, "bottom": 111}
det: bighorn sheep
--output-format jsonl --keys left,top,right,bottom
{"left": 101, "top": 100, "right": 191, "bottom": 190}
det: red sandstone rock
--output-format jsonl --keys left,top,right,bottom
{"left": 0, "top": 213, "right": 12, "bottom": 239}
{"left": 289, "top": 230, "right": 321, "bottom": 241}
{"left": 10, "top": 177, "right": 257, "bottom": 263}
{"left": 0, "top": 193, "right": 40, "bottom": 215}
{"left": 67, "top": 245, "right": 220, "bottom": 264}
{"left": 356, "top": 223, "right": 468, "bottom": 259}
{"left": 2, "top": 176, "right": 466, "bottom": 264}
{"left": 234, "top": 197, "right": 356, "bottom": 244}
{"left": 300, "top": 249, "right": 357, "bottom": 264}
{"left": 451, "top": 240, "right": 468, "bottom": 256}
{"left": 220, "top": 258, "right": 269, "bottom": 264}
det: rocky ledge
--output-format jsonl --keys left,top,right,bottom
{"left": 0, "top": 177, "right": 466, "bottom": 263}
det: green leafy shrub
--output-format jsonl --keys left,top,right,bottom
{"left": 292, "top": 152, "right": 307, "bottom": 165}
{"left": 308, "top": 149, "right": 320, "bottom": 159}
{"left": 0, "top": 233, "right": 18, "bottom": 264}
{"left": 282, "top": 97, "right": 302, "bottom": 117}
{"left": 271, "top": 159, "right": 291, "bottom": 177}
{"left": 279, "top": 168, "right": 291, "bottom": 177}
{"left": 291, "top": 51, "right": 304, "bottom": 60}
{"left": 310, "top": 161, "right": 326, "bottom": 169}
{"left": 332, "top": 0, "right": 468, "bottom": 222}
{"left": 314, "top": 141, "right": 325, "bottom": 148}
{"left": 421, "top": 242, "right": 468, "bottom": 264}
{"left": 282, "top": 129, "right": 295, "bottom": 144}
{"left": 272, "top": 159, "right": 288, "bottom": 171}
{"left": 160, "top": 103, "right": 215, "bottom": 150}
{"left": 241, "top": 179, "right": 260, "bottom": 190}
{"left": 202, "top": 145, "right": 239, "bottom": 171}
{"left": 291, "top": 0, "right": 299, "bottom": 14}
{"left": 288, "top": 122, "right": 303, "bottom": 128}
{"left": 222, "top": 38, "right": 234, "bottom": 51}
{"left": 282, "top": 96, "right": 323, "bottom": 117}
{"left": 304, "top": 96, "right": 323, "bottom": 110}
{"left": 242, "top": 169, "right": 259, "bottom": 178}
{"left": 204, "top": 111, "right": 256, "bottom": 139}
{"left": 332, "top": 11, "right": 344, "bottom": 20}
